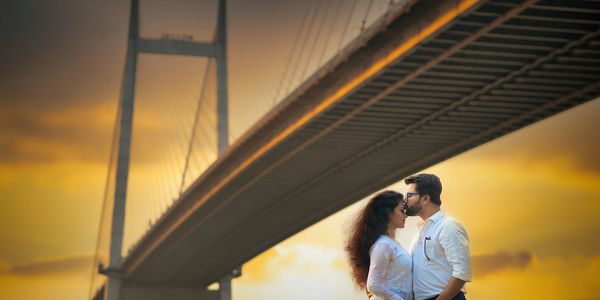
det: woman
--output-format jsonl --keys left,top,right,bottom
{"left": 345, "top": 190, "right": 413, "bottom": 300}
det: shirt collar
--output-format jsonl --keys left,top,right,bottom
{"left": 429, "top": 210, "right": 445, "bottom": 223}
{"left": 417, "top": 210, "right": 445, "bottom": 228}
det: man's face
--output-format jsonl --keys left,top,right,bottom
{"left": 405, "top": 183, "right": 422, "bottom": 216}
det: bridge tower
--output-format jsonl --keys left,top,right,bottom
{"left": 102, "top": 0, "right": 234, "bottom": 299}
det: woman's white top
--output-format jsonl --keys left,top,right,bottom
{"left": 367, "top": 235, "right": 413, "bottom": 300}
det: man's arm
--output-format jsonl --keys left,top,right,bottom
{"left": 438, "top": 220, "right": 471, "bottom": 299}
{"left": 435, "top": 277, "right": 465, "bottom": 300}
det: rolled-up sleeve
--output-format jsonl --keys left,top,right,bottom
{"left": 367, "top": 242, "right": 405, "bottom": 300}
{"left": 439, "top": 220, "right": 472, "bottom": 282}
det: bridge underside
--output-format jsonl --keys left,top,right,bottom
{"left": 120, "top": 0, "right": 600, "bottom": 288}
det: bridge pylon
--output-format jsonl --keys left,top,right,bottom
{"left": 100, "top": 0, "right": 232, "bottom": 299}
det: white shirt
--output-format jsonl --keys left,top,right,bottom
{"left": 410, "top": 211, "right": 471, "bottom": 300}
{"left": 367, "top": 235, "right": 413, "bottom": 300}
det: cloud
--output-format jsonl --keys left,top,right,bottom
{"left": 242, "top": 244, "right": 345, "bottom": 283}
{"left": 0, "top": 98, "right": 198, "bottom": 167}
{"left": 468, "top": 255, "right": 600, "bottom": 299}
{"left": 235, "top": 244, "right": 363, "bottom": 300}
{"left": 246, "top": 246, "right": 536, "bottom": 282}
{"left": 0, "top": 254, "right": 94, "bottom": 278}
{"left": 471, "top": 251, "right": 533, "bottom": 278}
{"left": 0, "top": 0, "right": 128, "bottom": 167}
{"left": 0, "top": 103, "right": 116, "bottom": 166}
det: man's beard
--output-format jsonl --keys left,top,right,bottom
{"left": 405, "top": 201, "right": 422, "bottom": 216}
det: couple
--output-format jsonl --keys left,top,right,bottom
{"left": 346, "top": 173, "right": 471, "bottom": 300}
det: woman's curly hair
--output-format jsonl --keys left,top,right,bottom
{"left": 345, "top": 190, "right": 404, "bottom": 288}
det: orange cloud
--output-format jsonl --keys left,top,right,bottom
{"left": 0, "top": 101, "right": 116, "bottom": 166}
{"left": 240, "top": 244, "right": 346, "bottom": 284}
{"left": 468, "top": 255, "right": 600, "bottom": 299}
{"left": 237, "top": 247, "right": 279, "bottom": 283}
{"left": 471, "top": 251, "right": 533, "bottom": 279}
{"left": 0, "top": 254, "right": 93, "bottom": 278}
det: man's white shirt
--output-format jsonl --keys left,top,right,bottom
{"left": 410, "top": 210, "right": 472, "bottom": 300}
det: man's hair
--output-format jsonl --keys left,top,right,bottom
{"left": 404, "top": 173, "right": 442, "bottom": 205}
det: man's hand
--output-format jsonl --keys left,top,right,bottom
{"left": 435, "top": 277, "right": 465, "bottom": 300}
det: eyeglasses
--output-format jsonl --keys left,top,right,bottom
{"left": 406, "top": 192, "right": 420, "bottom": 199}
{"left": 424, "top": 236, "right": 431, "bottom": 261}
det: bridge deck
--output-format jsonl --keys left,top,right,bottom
{"left": 120, "top": 0, "right": 600, "bottom": 287}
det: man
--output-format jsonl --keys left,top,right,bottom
{"left": 404, "top": 173, "right": 471, "bottom": 300}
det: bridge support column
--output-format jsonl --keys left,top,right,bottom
{"left": 112, "top": 267, "right": 241, "bottom": 300}
{"left": 218, "top": 267, "right": 241, "bottom": 300}
{"left": 120, "top": 286, "right": 218, "bottom": 300}
{"left": 218, "top": 276, "right": 232, "bottom": 300}
{"left": 216, "top": 0, "right": 229, "bottom": 155}
{"left": 98, "top": 0, "right": 233, "bottom": 298}
{"left": 105, "top": 0, "right": 139, "bottom": 299}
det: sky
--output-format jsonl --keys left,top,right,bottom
{"left": 1, "top": 0, "right": 599, "bottom": 299}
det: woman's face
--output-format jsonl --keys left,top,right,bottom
{"left": 389, "top": 202, "right": 407, "bottom": 229}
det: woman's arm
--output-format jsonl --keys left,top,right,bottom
{"left": 366, "top": 242, "right": 405, "bottom": 300}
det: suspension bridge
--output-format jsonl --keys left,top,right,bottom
{"left": 89, "top": 0, "right": 600, "bottom": 299}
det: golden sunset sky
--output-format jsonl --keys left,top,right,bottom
{"left": 1, "top": 0, "right": 599, "bottom": 299}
